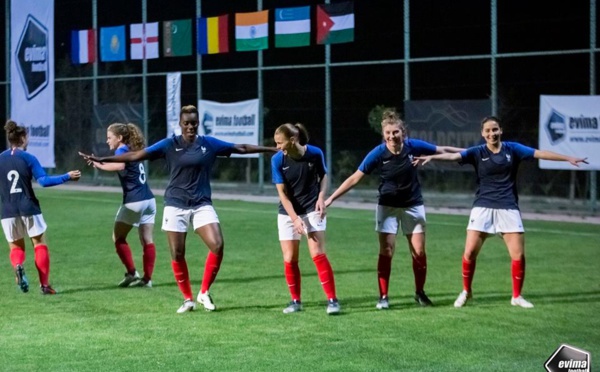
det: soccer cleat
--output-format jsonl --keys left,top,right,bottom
{"left": 176, "top": 299, "right": 196, "bottom": 314}
{"left": 511, "top": 296, "right": 534, "bottom": 308}
{"left": 376, "top": 296, "right": 390, "bottom": 310}
{"left": 40, "top": 285, "right": 57, "bottom": 295}
{"left": 129, "top": 278, "right": 152, "bottom": 288}
{"left": 197, "top": 291, "right": 216, "bottom": 311}
{"left": 454, "top": 290, "right": 472, "bottom": 308}
{"left": 414, "top": 291, "right": 434, "bottom": 307}
{"left": 118, "top": 271, "right": 140, "bottom": 287}
{"left": 15, "top": 264, "right": 29, "bottom": 293}
{"left": 283, "top": 300, "right": 303, "bottom": 314}
{"left": 326, "top": 298, "right": 341, "bottom": 315}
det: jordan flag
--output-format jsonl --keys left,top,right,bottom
{"left": 316, "top": 1, "right": 354, "bottom": 45}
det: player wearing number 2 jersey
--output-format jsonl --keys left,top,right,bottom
{"left": 0, "top": 120, "right": 81, "bottom": 295}
{"left": 88, "top": 123, "right": 156, "bottom": 288}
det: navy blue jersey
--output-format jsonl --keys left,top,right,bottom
{"left": 115, "top": 145, "right": 154, "bottom": 204}
{"left": 145, "top": 135, "right": 235, "bottom": 208}
{"left": 0, "top": 149, "right": 70, "bottom": 218}
{"left": 271, "top": 145, "right": 327, "bottom": 215}
{"left": 460, "top": 141, "right": 535, "bottom": 209}
{"left": 358, "top": 139, "right": 437, "bottom": 208}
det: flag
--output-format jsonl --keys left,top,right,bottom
{"left": 130, "top": 22, "right": 159, "bottom": 60}
{"left": 274, "top": 6, "right": 310, "bottom": 48}
{"left": 71, "top": 29, "right": 96, "bottom": 64}
{"left": 316, "top": 1, "right": 354, "bottom": 44}
{"left": 235, "top": 10, "right": 269, "bottom": 51}
{"left": 197, "top": 15, "right": 229, "bottom": 55}
{"left": 163, "top": 19, "right": 192, "bottom": 57}
{"left": 100, "top": 25, "right": 126, "bottom": 61}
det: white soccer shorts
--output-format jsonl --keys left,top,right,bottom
{"left": 375, "top": 204, "right": 426, "bottom": 235}
{"left": 278, "top": 211, "right": 327, "bottom": 241}
{"left": 1, "top": 214, "right": 48, "bottom": 242}
{"left": 162, "top": 205, "right": 220, "bottom": 232}
{"left": 467, "top": 207, "right": 524, "bottom": 234}
{"left": 115, "top": 198, "right": 157, "bottom": 227}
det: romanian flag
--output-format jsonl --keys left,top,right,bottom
{"left": 197, "top": 15, "right": 229, "bottom": 55}
{"left": 235, "top": 10, "right": 269, "bottom": 51}
{"left": 71, "top": 29, "right": 96, "bottom": 64}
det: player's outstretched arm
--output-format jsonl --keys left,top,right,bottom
{"left": 325, "top": 170, "right": 365, "bottom": 207}
{"left": 79, "top": 149, "right": 149, "bottom": 163}
{"left": 232, "top": 144, "right": 278, "bottom": 154}
{"left": 533, "top": 150, "right": 588, "bottom": 167}
{"left": 415, "top": 152, "right": 462, "bottom": 166}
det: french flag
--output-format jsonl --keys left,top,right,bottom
{"left": 71, "top": 29, "right": 96, "bottom": 64}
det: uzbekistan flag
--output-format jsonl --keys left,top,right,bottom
{"left": 71, "top": 29, "right": 96, "bottom": 64}
{"left": 235, "top": 10, "right": 269, "bottom": 51}
{"left": 197, "top": 15, "right": 229, "bottom": 55}
{"left": 274, "top": 6, "right": 310, "bottom": 48}
{"left": 317, "top": 1, "right": 355, "bottom": 45}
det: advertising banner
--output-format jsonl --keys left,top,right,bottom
{"left": 539, "top": 95, "right": 598, "bottom": 170}
{"left": 197, "top": 99, "right": 259, "bottom": 158}
{"left": 10, "top": 0, "right": 55, "bottom": 167}
{"left": 166, "top": 72, "right": 181, "bottom": 137}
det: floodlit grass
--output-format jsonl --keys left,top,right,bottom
{"left": 0, "top": 189, "right": 598, "bottom": 371}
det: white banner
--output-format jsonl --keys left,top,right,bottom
{"left": 539, "top": 95, "right": 599, "bottom": 170}
{"left": 11, "top": 0, "right": 55, "bottom": 167}
{"left": 166, "top": 72, "right": 181, "bottom": 137}
{"left": 197, "top": 98, "right": 260, "bottom": 158}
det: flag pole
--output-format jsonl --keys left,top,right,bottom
{"left": 142, "top": 0, "right": 149, "bottom": 173}
{"left": 324, "top": 0, "right": 332, "bottom": 191}
{"left": 257, "top": 0, "right": 265, "bottom": 193}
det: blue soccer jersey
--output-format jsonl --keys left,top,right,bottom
{"left": 271, "top": 144, "right": 327, "bottom": 215}
{"left": 115, "top": 145, "right": 154, "bottom": 204}
{"left": 460, "top": 141, "right": 535, "bottom": 209}
{"left": 0, "top": 149, "right": 71, "bottom": 218}
{"left": 145, "top": 135, "right": 235, "bottom": 209}
{"left": 358, "top": 139, "right": 437, "bottom": 208}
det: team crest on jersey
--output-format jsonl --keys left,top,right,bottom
{"left": 308, "top": 162, "right": 314, "bottom": 169}
{"left": 506, "top": 154, "right": 511, "bottom": 162}
{"left": 201, "top": 146, "right": 207, "bottom": 154}
{"left": 408, "top": 154, "right": 414, "bottom": 162}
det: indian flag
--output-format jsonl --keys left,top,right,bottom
{"left": 316, "top": 1, "right": 355, "bottom": 45}
{"left": 275, "top": 6, "right": 310, "bottom": 48}
{"left": 235, "top": 10, "right": 269, "bottom": 51}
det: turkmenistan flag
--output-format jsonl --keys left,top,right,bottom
{"left": 274, "top": 6, "right": 310, "bottom": 48}
{"left": 163, "top": 19, "right": 192, "bottom": 57}
{"left": 235, "top": 10, "right": 269, "bottom": 51}
{"left": 316, "top": 1, "right": 354, "bottom": 45}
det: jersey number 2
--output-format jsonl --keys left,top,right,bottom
{"left": 7, "top": 170, "right": 23, "bottom": 194}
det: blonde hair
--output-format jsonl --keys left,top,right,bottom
{"left": 107, "top": 123, "right": 146, "bottom": 151}
{"left": 381, "top": 110, "right": 407, "bottom": 139}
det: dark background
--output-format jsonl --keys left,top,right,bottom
{"left": 0, "top": 0, "right": 596, "bottom": 196}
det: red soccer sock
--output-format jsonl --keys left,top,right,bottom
{"left": 462, "top": 257, "right": 476, "bottom": 293}
{"left": 34, "top": 245, "right": 50, "bottom": 286}
{"left": 412, "top": 254, "right": 427, "bottom": 293}
{"left": 511, "top": 257, "right": 526, "bottom": 298}
{"left": 115, "top": 238, "right": 135, "bottom": 274}
{"left": 284, "top": 261, "right": 301, "bottom": 301}
{"left": 200, "top": 251, "right": 223, "bottom": 294}
{"left": 312, "top": 253, "right": 337, "bottom": 300}
{"left": 377, "top": 254, "right": 392, "bottom": 297}
{"left": 142, "top": 243, "right": 156, "bottom": 281}
{"left": 171, "top": 260, "right": 193, "bottom": 300}
{"left": 9, "top": 247, "right": 26, "bottom": 268}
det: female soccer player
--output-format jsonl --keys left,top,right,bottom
{"left": 81, "top": 105, "right": 277, "bottom": 313}
{"left": 88, "top": 123, "right": 156, "bottom": 288}
{"left": 272, "top": 123, "right": 340, "bottom": 315}
{"left": 416, "top": 116, "right": 588, "bottom": 308}
{"left": 0, "top": 120, "right": 81, "bottom": 294}
{"left": 325, "top": 110, "right": 463, "bottom": 310}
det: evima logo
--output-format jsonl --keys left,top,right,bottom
{"left": 545, "top": 344, "right": 590, "bottom": 372}
{"left": 545, "top": 110, "right": 566, "bottom": 145}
